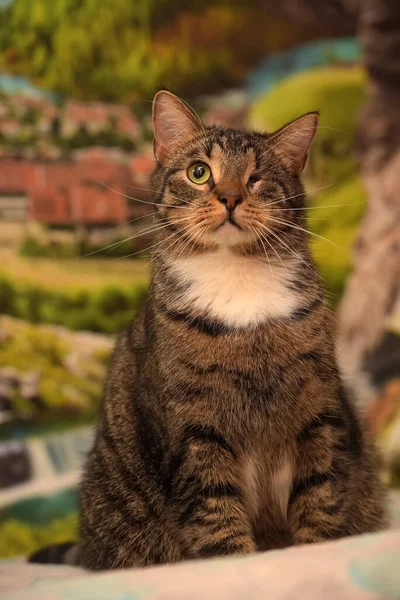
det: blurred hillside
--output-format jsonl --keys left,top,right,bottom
{"left": 249, "top": 66, "right": 367, "bottom": 299}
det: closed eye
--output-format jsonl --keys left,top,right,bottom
{"left": 248, "top": 174, "right": 261, "bottom": 185}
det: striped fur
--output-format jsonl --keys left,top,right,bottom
{"left": 49, "top": 91, "right": 387, "bottom": 570}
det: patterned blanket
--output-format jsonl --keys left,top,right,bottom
{"left": 1, "top": 529, "right": 400, "bottom": 599}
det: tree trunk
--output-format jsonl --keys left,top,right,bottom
{"left": 337, "top": 0, "right": 400, "bottom": 404}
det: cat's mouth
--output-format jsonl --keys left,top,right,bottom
{"left": 213, "top": 216, "right": 243, "bottom": 232}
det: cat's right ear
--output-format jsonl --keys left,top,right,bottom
{"left": 152, "top": 91, "right": 203, "bottom": 163}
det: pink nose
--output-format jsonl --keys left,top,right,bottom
{"left": 217, "top": 193, "right": 243, "bottom": 211}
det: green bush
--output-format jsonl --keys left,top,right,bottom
{"left": 0, "top": 513, "right": 78, "bottom": 559}
{"left": 0, "top": 277, "right": 17, "bottom": 316}
{"left": 19, "top": 236, "right": 78, "bottom": 259}
{"left": 19, "top": 235, "right": 46, "bottom": 257}
{"left": 0, "top": 318, "right": 109, "bottom": 425}
{"left": 0, "top": 276, "right": 148, "bottom": 334}
{"left": 20, "top": 234, "right": 149, "bottom": 260}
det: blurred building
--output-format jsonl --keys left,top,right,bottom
{"left": 0, "top": 154, "right": 153, "bottom": 228}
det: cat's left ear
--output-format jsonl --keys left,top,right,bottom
{"left": 270, "top": 112, "right": 319, "bottom": 175}
{"left": 152, "top": 90, "right": 203, "bottom": 163}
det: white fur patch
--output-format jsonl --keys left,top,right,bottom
{"left": 271, "top": 458, "right": 293, "bottom": 518}
{"left": 169, "top": 250, "right": 300, "bottom": 327}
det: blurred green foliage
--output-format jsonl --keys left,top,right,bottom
{"left": 0, "top": 317, "right": 106, "bottom": 423}
{"left": 19, "top": 234, "right": 149, "bottom": 260}
{"left": 0, "top": 513, "right": 78, "bottom": 558}
{"left": 0, "top": 276, "right": 148, "bottom": 333}
{"left": 248, "top": 67, "right": 367, "bottom": 301}
{"left": 0, "top": 0, "right": 314, "bottom": 102}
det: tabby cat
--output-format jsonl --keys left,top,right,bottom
{"left": 31, "top": 90, "right": 387, "bottom": 570}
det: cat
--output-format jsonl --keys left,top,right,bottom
{"left": 30, "top": 90, "right": 387, "bottom": 570}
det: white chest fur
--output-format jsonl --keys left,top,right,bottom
{"left": 169, "top": 250, "right": 300, "bottom": 327}
{"left": 244, "top": 456, "right": 293, "bottom": 520}
{"left": 271, "top": 459, "right": 293, "bottom": 517}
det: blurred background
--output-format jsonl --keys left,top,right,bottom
{"left": 0, "top": 0, "right": 399, "bottom": 559}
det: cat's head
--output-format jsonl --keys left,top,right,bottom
{"left": 151, "top": 90, "right": 318, "bottom": 258}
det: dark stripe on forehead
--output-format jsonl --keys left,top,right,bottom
{"left": 214, "top": 138, "right": 226, "bottom": 153}
{"left": 204, "top": 139, "right": 214, "bottom": 158}
{"left": 241, "top": 140, "right": 256, "bottom": 154}
{"left": 156, "top": 170, "right": 173, "bottom": 204}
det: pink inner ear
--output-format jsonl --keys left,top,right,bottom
{"left": 152, "top": 92, "right": 202, "bottom": 161}
{"left": 273, "top": 113, "right": 318, "bottom": 175}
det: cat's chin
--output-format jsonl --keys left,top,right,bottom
{"left": 207, "top": 221, "right": 252, "bottom": 248}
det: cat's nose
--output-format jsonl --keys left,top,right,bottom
{"left": 217, "top": 193, "right": 243, "bottom": 212}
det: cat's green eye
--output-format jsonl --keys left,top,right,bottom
{"left": 187, "top": 162, "right": 211, "bottom": 185}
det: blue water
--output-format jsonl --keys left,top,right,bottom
{"left": 0, "top": 0, "right": 55, "bottom": 100}
{"left": 245, "top": 38, "right": 361, "bottom": 100}
{"left": 0, "top": 486, "right": 79, "bottom": 524}
{"left": 0, "top": 72, "right": 57, "bottom": 99}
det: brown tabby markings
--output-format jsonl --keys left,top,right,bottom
{"left": 77, "top": 91, "right": 387, "bottom": 570}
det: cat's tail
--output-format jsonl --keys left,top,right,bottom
{"left": 28, "top": 542, "right": 80, "bottom": 566}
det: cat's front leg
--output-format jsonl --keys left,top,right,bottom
{"left": 288, "top": 469, "right": 347, "bottom": 545}
{"left": 288, "top": 410, "right": 351, "bottom": 545}
{"left": 171, "top": 423, "right": 256, "bottom": 559}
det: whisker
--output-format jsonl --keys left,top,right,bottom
{"left": 107, "top": 212, "right": 154, "bottom": 231}
{"left": 256, "top": 226, "right": 289, "bottom": 275}
{"left": 265, "top": 182, "right": 339, "bottom": 209}
{"left": 93, "top": 180, "right": 193, "bottom": 210}
{"left": 257, "top": 221, "right": 312, "bottom": 271}
{"left": 162, "top": 223, "right": 196, "bottom": 259}
{"left": 251, "top": 225, "right": 275, "bottom": 284}
{"left": 126, "top": 183, "right": 202, "bottom": 208}
{"left": 116, "top": 225, "right": 189, "bottom": 261}
{"left": 176, "top": 223, "right": 207, "bottom": 259}
{"left": 274, "top": 200, "right": 367, "bottom": 212}
{"left": 82, "top": 215, "right": 193, "bottom": 258}
{"left": 316, "top": 125, "right": 352, "bottom": 137}
{"left": 266, "top": 216, "right": 346, "bottom": 253}
{"left": 152, "top": 222, "right": 202, "bottom": 261}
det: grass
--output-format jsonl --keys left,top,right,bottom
{"left": 0, "top": 252, "right": 149, "bottom": 292}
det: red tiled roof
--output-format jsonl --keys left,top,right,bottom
{"left": 0, "top": 156, "right": 152, "bottom": 225}
{"left": 130, "top": 152, "right": 156, "bottom": 177}
{"left": 65, "top": 101, "right": 140, "bottom": 128}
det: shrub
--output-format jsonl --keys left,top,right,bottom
{"left": 19, "top": 234, "right": 150, "bottom": 260}
{"left": 0, "top": 277, "right": 17, "bottom": 316}
{"left": 19, "top": 235, "right": 46, "bottom": 258}
{"left": 19, "top": 236, "right": 78, "bottom": 259}
{"left": 0, "top": 276, "right": 148, "bottom": 334}
{"left": 0, "top": 513, "right": 78, "bottom": 559}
